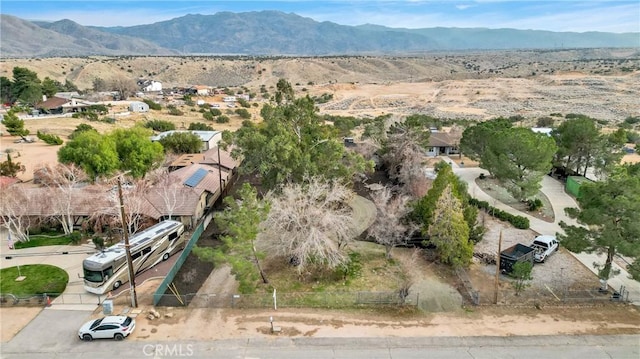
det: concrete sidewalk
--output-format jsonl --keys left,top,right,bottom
{"left": 454, "top": 167, "right": 640, "bottom": 305}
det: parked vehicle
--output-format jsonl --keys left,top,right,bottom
{"left": 499, "top": 243, "right": 535, "bottom": 274}
{"left": 78, "top": 315, "right": 135, "bottom": 341}
{"left": 531, "top": 235, "right": 559, "bottom": 263}
{"left": 82, "top": 220, "right": 185, "bottom": 294}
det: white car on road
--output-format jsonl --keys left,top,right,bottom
{"left": 78, "top": 315, "right": 135, "bottom": 341}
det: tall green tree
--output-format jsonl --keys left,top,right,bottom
{"left": 427, "top": 184, "right": 473, "bottom": 267}
{"left": 41, "top": 77, "right": 62, "bottom": 97}
{"left": 459, "top": 118, "right": 512, "bottom": 173}
{"left": 485, "top": 127, "right": 557, "bottom": 200}
{"left": 193, "top": 183, "right": 270, "bottom": 293}
{"left": 12, "top": 67, "right": 42, "bottom": 106}
{"left": 559, "top": 165, "right": 640, "bottom": 282}
{"left": 58, "top": 127, "right": 163, "bottom": 179}
{"left": 552, "top": 117, "right": 602, "bottom": 176}
{"left": 226, "top": 80, "right": 372, "bottom": 190}
{"left": 0, "top": 76, "right": 14, "bottom": 104}
{"left": 1, "top": 110, "right": 29, "bottom": 137}
{"left": 412, "top": 163, "right": 484, "bottom": 244}
{"left": 58, "top": 130, "right": 119, "bottom": 179}
{"left": 111, "top": 127, "right": 164, "bottom": 178}
{"left": 592, "top": 128, "right": 626, "bottom": 178}
{"left": 158, "top": 132, "right": 203, "bottom": 154}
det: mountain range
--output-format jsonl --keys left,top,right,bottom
{"left": 1, "top": 11, "right": 638, "bottom": 57}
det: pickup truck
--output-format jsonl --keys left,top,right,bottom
{"left": 531, "top": 235, "right": 559, "bottom": 263}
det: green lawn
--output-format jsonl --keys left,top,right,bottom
{"left": 0, "top": 264, "right": 68, "bottom": 296}
{"left": 13, "top": 235, "right": 73, "bottom": 249}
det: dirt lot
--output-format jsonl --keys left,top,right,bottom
{"left": 3, "top": 301, "right": 638, "bottom": 342}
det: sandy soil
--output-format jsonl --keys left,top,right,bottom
{"left": 0, "top": 135, "right": 59, "bottom": 182}
{"left": 1, "top": 299, "right": 638, "bottom": 343}
{"left": 0, "top": 307, "right": 42, "bottom": 342}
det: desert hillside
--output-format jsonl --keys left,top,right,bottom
{"left": 1, "top": 49, "right": 639, "bottom": 121}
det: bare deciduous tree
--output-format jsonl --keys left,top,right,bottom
{"left": 0, "top": 186, "right": 34, "bottom": 242}
{"left": 109, "top": 76, "right": 138, "bottom": 100}
{"left": 35, "top": 163, "right": 88, "bottom": 234}
{"left": 367, "top": 186, "right": 417, "bottom": 259}
{"left": 382, "top": 128, "right": 428, "bottom": 198}
{"left": 147, "top": 168, "right": 185, "bottom": 220}
{"left": 259, "top": 177, "right": 356, "bottom": 273}
{"left": 94, "top": 176, "right": 150, "bottom": 235}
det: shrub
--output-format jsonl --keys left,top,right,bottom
{"left": 216, "top": 115, "right": 230, "bottom": 124}
{"left": 188, "top": 122, "right": 214, "bottom": 131}
{"left": 143, "top": 99, "right": 162, "bottom": 110}
{"left": 210, "top": 108, "right": 222, "bottom": 116}
{"left": 92, "top": 236, "right": 105, "bottom": 250}
{"left": 167, "top": 105, "right": 184, "bottom": 116}
{"left": 203, "top": 112, "right": 214, "bottom": 121}
{"left": 144, "top": 119, "right": 175, "bottom": 132}
{"left": 235, "top": 108, "right": 251, "bottom": 119}
{"left": 527, "top": 198, "right": 543, "bottom": 211}
{"left": 237, "top": 98, "right": 250, "bottom": 108}
{"left": 69, "top": 232, "right": 82, "bottom": 245}
{"left": 36, "top": 131, "right": 63, "bottom": 145}
{"left": 469, "top": 198, "right": 530, "bottom": 229}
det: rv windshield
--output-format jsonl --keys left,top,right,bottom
{"left": 83, "top": 268, "right": 103, "bottom": 283}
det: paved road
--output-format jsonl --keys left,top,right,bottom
{"left": 1, "top": 310, "right": 638, "bottom": 359}
{"left": 453, "top": 166, "right": 640, "bottom": 304}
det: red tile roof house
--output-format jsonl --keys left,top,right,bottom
{"left": 36, "top": 96, "right": 95, "bottom": 115}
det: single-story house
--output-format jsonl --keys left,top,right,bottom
{"left": 192, "top": 85, "right": 210, "bottom": 96}
{"left": 151, "top": 131, "right": 222, "bottom": 152}
{"left": 36, "top": 96, "right": 95, "bottom": 114}
{"left": 137, "top": 79, "right": 163, "bottom": 92}
{"left": 129, "top": 101, "right": 150, "bottom": 113}
{"left": 425, "top": 131, "right": 461, "bottom": 157}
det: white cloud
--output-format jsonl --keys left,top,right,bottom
{"left": 455, "top": 4, "right": 473, "bottom": 10}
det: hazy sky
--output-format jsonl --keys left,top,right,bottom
{"left": 1, "top": 1, "right": 639, "bottom": 33}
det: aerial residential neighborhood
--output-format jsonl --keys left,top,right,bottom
{"left": 0, "top": 1, "right": 639, "bottom": 358}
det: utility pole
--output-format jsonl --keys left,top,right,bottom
{"left": 117, "top": 176, "right": 138, "bottom": 308}
{"left": 494, "top": 230, "right": 502, "bottom": 304}
{"left": 217, "top": 145, "right": 223, "bottom": 197}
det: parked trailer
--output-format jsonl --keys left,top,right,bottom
{"left": 499, "top": 243, "right": 535, "bottom": 274}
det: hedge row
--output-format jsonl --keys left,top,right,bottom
{"left": 469, "top": 198, "right": 530, "bottom": 229}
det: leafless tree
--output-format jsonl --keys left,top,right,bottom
{"left": 258, "top": 177, "right": 356, "bottom": 273}
{"left": 148, "top": 168, "right": 185, "bottom": 220}
{"left": 382, "top": 128, "right": 428, "bottom": 198}
{"left": 93, "top": 176, "right": 150, "bottom": 235}
{"left": 366, "top": 185, "right": 418, "bottom": 259}
{"left": 0, "top": 186, "right": 34, "bottom": 242}
{"left": 35, "top": 163, "right": 88, "bottom": 235}
{"left": 109, "top": 76, "right": 138, "bottom": 100}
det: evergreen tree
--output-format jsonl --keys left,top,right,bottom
{"left": 427, "top": 184, "right": 473, "bottom": 267}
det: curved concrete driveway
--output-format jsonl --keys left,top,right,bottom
{"left": 454, "top": 167, "right": 639, "bottom": 304}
